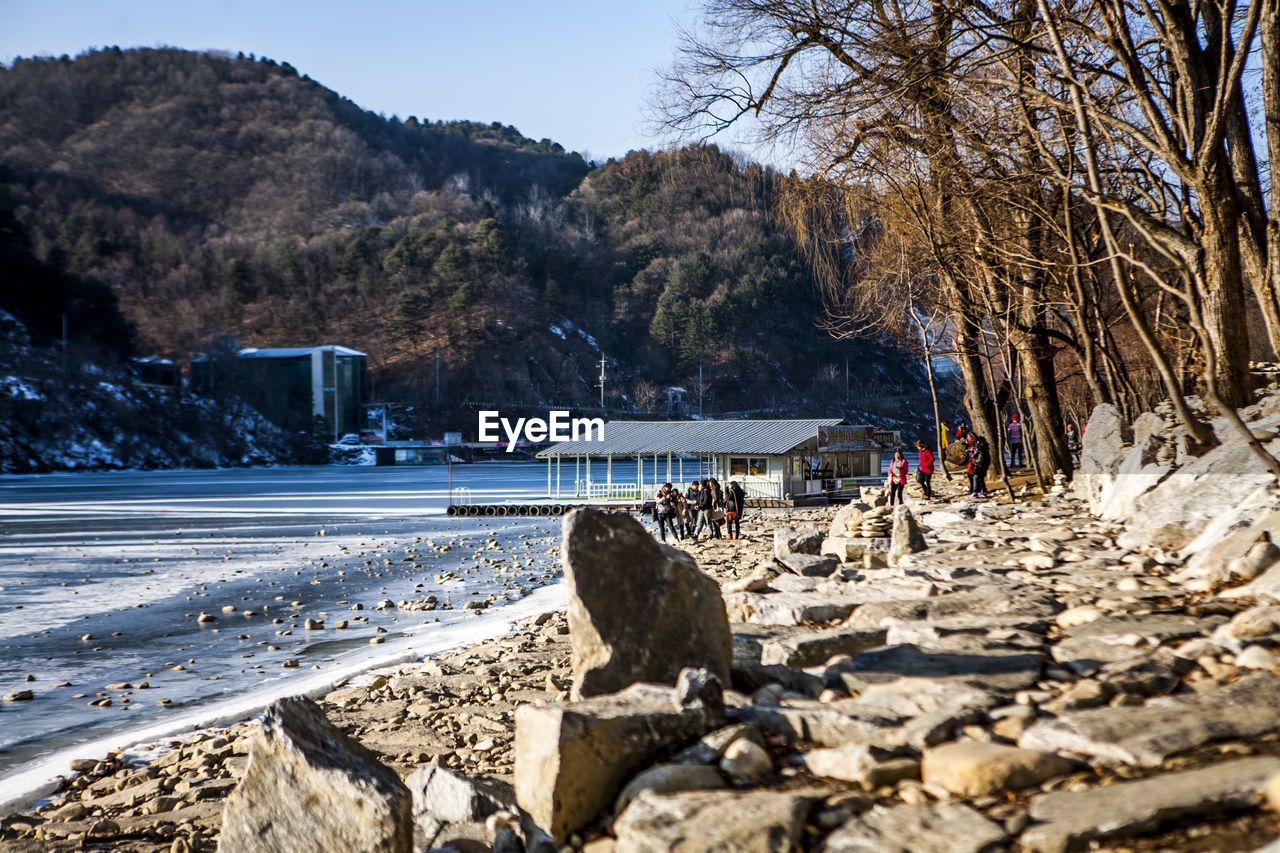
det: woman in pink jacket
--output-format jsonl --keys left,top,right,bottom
{"left": 887, "top": 449, "right": 909, "bottom": 505}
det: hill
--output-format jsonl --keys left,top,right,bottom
{"left": 0, "top": 48, "right": 938, "bottom": 450}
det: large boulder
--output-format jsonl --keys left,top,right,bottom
{"left": 1116, "top": 427, "right": 1280, "bottom": 552}
{"left": 1075, "top": 404, "right": 1132, "bottom": 511}
{"left": 774, "top": 526, "right": 824, "bottom": 557}
{"left": 888, "top": 505, "right": 928, "bottom": 566}
{"left": 218, "top": 697, "right": 412, "bottom": 853}
{"left": 1096, "top": 435, "right": 1174, "bottom": 520}
{"left": 514, "top": 674, "right": 725, "bottom": 843}
{"left": 562, "top": 509, "right": 732, "bottom": 699}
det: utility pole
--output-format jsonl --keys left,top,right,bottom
{"left": 598, "top": 356, "right": 607, "bottom": 407}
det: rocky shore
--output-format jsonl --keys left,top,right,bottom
{"left": 3, "top": 391, "right": 1280, "bottom": 852}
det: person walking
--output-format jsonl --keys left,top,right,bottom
{"left": 707, "top": 478, "right": 725, "bottom": 539}
{"left": 915, "top": 440, "right": 935, "bottom": 500}
{"left": 724, "top": 480, "right": 746, "bottom": 540}
{"left": 693, "top": 479, "right": 713, "bottom": 540}
{"left": 1008, "top": 414, "right": 1024, "bottom": 468}
{"left": 887, "top": 449, "right": 909, "bottom": 505}
{"left": 653, "top": 483, "right": 679, "bottom": 543}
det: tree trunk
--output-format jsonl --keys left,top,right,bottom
{"left": 954, "top": 315, "right": 1002, "bottom": 475}
{"left": 1198, "top": 175, "right": 1254, "bottom": 409}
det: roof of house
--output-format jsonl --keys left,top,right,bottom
{"left": 537, "top": 418, "right": 844, "bottom": 457}
{"left": 237, "top": 345, "right": 366, "bottom": 358}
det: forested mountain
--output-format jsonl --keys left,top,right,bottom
{"left": 0, "top": 47, "right": 928, "bottom": 438}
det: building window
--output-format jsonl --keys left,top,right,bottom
{"left": 730, "top": 457, "right": 768, "bottom": 476}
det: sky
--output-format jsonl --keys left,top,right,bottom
{"left": 0, "top": 0, "right": 720, "bottom": 162}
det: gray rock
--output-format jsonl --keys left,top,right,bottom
{"left": 844, "top": 586, "right": 1061, "bottom": 630}
{"left": 1021, "top": 756, "right": 1280, "bottom": 853}
{"left": 801, "top": 743, "right": 920, "bottom": 788}
{"left": 218, "top": 697, "right": 412, "bottom": 853}
{"left": 562, "top": 509, "right": 732, "bottom": 699}
{"left": 732, "top": 592, "right": 865, "bottom": 626}
{"left": 889, "top": 506, "right": 928, "bottom": 566}
{"left": 829, "top": 502, "right": 872, "bottom": 539}
{"left": 1019, "top": 671, "right": 1280, "bottom": 766}
{"left": 1051, "top": 614, "right": 1221, "bottom": 676}
{"left": 775, "top": 553, "right": 841, "bottom": 577}
{"left": 514, "top": 679, "right": 723, "bottom": 842}
{"left": 614, "top": 764, "right": 725, "bottom": 815}
{"left": 758, "top": 628, "right": 888, "bottom": 668}
{"left": 822, "top": 803, "right": 1007, "bottom": 853}
{"left": 672, "top": 723, "right": 766, "bottom": 765}
{"left": 718, "top": 738, "right": 772, "bottom": 783}
{"left": 774, "top": 526, "right": 824, "bottom": 557}
{"left": 405, "top": 764, "right": 512, "bottom": 849}
{"left": 613, "top": 789, "right": 817, "bottom": 853}
{"left": 734, "top": 701, "right": 900, "bottom": 749}
{"left": 821, "top": 536, "right": 891, "bottom": 564}
{"left": 1096, "top": 435, "right": 1173, "bottom": 520}
{"left": 837, "top": 643, "right": 1044, "bottom": 695}
{"left": 1094, "top": 648, "right": 1193, "bottom": 697}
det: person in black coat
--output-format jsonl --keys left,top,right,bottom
{"left": 723, "top": 481, "right": 746, "bottom": 539}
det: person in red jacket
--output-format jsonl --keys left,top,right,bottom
{"left": 915, "top": 439, "right": 936, "bottom": 500}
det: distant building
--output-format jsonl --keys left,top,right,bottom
{"left": 193, "top": 345, "right": 368, "bottom": 440}
{"left": 131, "top": 357, "right": 180, "bottom": 389}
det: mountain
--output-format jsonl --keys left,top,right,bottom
{"left": 0, "top": 47, "right": 938, "bottom": 454}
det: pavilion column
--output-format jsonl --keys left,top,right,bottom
{"left": 607, "top": 454, "right": 613, "bottom": 496}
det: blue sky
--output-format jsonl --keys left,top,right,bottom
{"left": 0, "top": 0, "right": 710, "bottom": 161}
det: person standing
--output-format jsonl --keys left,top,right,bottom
{"left": 693, "top": 479, "right": 713, "bottom": 540}
{"left": 915, "top": 440, "right": 935, "bottom": 500}
{"left": 673, "top": 486, "right": 692, "bottom": 539}
{"left": 969, "top": 433, "right": 991, "bottom": 497}
{"left": 887, "top": 450, "right": 909, "bottom": 505}
{"left": 724, "top": 480, "right": 746, "bottom": 540}
{"left": 707, "top": 478, "right": 725, "bottom": 539}
{"left": 654, "top": 483, "right": 679, "bottom": 543}
{"left": 1066, "top": 423, "right": 1081, "bottom": 463}
{"left": 1007, "top": 414, "right": 1024, "bottom": 468}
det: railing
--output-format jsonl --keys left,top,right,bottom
{"left": 574, "top": 481, "right": 643, "bottom": 500}
{"left": 452, "top": 487, "right": 473, "bottom": 506}
{"left": 739, "top": 477, "right": 784, "bottom": 500}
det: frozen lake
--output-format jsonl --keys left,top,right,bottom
{"left": 0, "top": 462, "right": 570, "bottom": 809}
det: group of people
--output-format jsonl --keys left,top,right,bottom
{"left": 885, "top": 440, "right": 937, "bottom": 505}
{"left": 653, "top": 478, "right": 746, "bottom": 543}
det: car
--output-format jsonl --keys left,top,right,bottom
{"left": 336, "top": 434, "right": 361, "bottom": 445}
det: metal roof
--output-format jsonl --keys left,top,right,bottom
{"left": 238, "top": 345, "right": 367, "bottom": 358}
{"left": 538, "top": 419, "right": 844, "bottom": 458}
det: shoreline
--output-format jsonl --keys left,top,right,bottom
{"left": 0, "top": 582, "right": 568, "bottom": 817}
